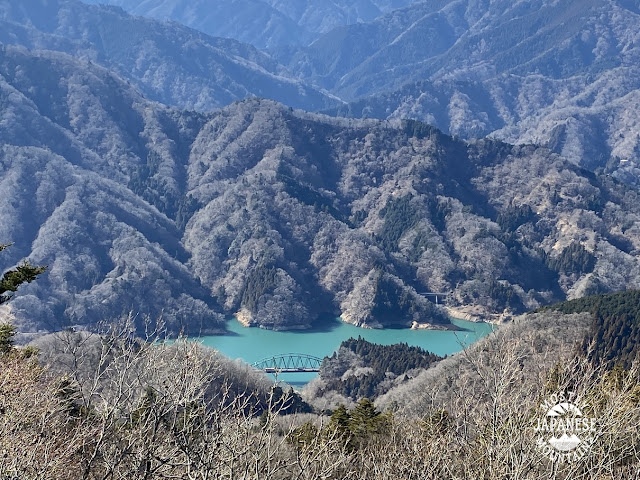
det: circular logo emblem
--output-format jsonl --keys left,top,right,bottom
{"left": 533, "top": 393, "right": 596, "bottom": 462}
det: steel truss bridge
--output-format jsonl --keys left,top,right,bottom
{"left": 252, "top": 354, "right": 323, "bottom": 373}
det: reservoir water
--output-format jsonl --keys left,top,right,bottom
{"left": 199, "top": 317, "right": 494, "bottom": 386}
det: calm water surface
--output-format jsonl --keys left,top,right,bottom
{"left": 199, "top": 317, "right": 494, "bottom": 386}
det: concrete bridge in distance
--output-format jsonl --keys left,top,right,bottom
{"left": 418, "top": 292, "right": 449, "bottom": 305}
{"left": 252, "top": 354, "right": 323, "bottom": 373}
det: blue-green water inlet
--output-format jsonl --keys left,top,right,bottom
{"left": 199, "top": 317, "right": 494, "bottom": 386}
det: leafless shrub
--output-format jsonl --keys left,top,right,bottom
{"left": 3, "top": 311, "right": 640, "bottom": 479}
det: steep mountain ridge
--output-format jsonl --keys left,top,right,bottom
{"left": 131, "top": 103, "right": 640, "bottom": 330}
{"left": 306, "top": 0, "right": 640, "bottom": 184}
{"left": 81, "top": 0, "right": 313, "bottom": 49}
{"left": 3, "top": 46, "right": 640, "bottom": 336}
{"left": 0, "top": 45, "right": 222, "bottom": 335}
{"left": 5, "top": 0, "right": 638, "bottom": 185}
{"left": 0, "top": 0, "right": 337, "bottom": 112}
{"left": 284, "top": 0, "right": 639, "bottom": 97}
{"left": 331, "top": 69, "right": 640, "bottom": 183}
{"left": 80, "top": 0, "right": 421, "bottom": 48}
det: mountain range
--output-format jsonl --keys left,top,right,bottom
{"left": 0, "top": 0, "right": 337, "bottom": 112}
{"left": 284, "top": 0, "right": 640, "bottom": 185}
{"left": 80, "top": 0, "right": 421, "bottom": 49}
{"left": 3, "top": 44, "right": 640, "bottom": 336}
{"left": 4, "top": 0, "right": 639, "bottom": 187}
{"left": 279, "top": 0, "right": 639, "bottom": 96}
{"left": 3, "top": 3, "right": 640, "bottom": 477}
{"left": 1, "top": 0, "right": 640, "bottom": 337}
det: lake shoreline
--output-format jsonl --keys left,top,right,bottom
{"left": 199, "top": 316, "right": 494, "bottom": 384}
{"left": 230, "top": 309, "right": 473, "bottom": 335}
{"left": 445, "top": 305, "right": 512, "bottom": 325}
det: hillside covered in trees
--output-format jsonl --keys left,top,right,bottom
{"left": 3, "top": 0, "right": 640, "bottom": 189}
{"left": 309, "top": 292, "right": 640, "bottom": 411}
{"left": 3, "top": 44, "right": 640, "bottom": 335}
{"left": 285, "top": 0, "right": 640, "bottom": 187}
{"left": 2, "top": 292, "right": 640, "bottom": 478}
{"left": 538, "top": 290, "right": 640, "bottom": 370}
{"left": 376, "top": 291, "right": 640, "bottom": 414}
{"left": 0, "top": 0, "right": 337, "bottom": 112}
{"left": 313, "top": 337, "right": 443, "bottom": 402}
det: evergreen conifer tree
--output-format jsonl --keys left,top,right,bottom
{"left": 0, "top": 243, "right": 46, "bottom": 353}
{"left": 0, "top": 243, "right": 47, "bottom": 305}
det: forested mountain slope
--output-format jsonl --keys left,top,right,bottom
{"left": 538, "top": 289, "right": 640, "bottom": 369}
{"left": 284, "top": 0, "right": 640, "bottom": 184}
{"left": 283, "top": 0, "right": 639, "bottom": 99}
{"left": 0, "top": 46, "right": 223, "bottom": 336}
{"left": 376, "top": 309, "right": 595, "bottom": 414}
{"left": 332, "top": 67, "right": 640, "bottom": 186}
{"left": 192, "top": 105, "right": 640, "bottom": 328}
{"left": 0, "top": 0, "right": 336, "bottom": 112}
{"left": 6, "top": 0, "right": 637, "bottom": 185}
{"left": 81, "top": 0, "right": 312, "bottom": 50}
{"left": 80, "top": 0, "right": 420, "bottom": 49}
{"left": 376, "top": 290, "right": 640, "bottom": 416}
{"left": 3, "top": 46, "right": 640, "bottom": 335}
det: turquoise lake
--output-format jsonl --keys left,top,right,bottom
{"left": 199, "top": 317, "right": 495, "bottom": 386}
